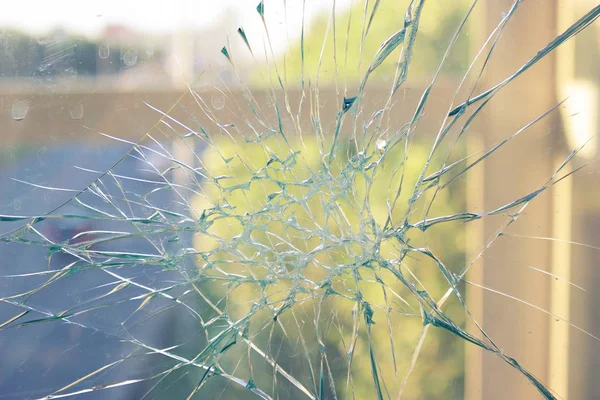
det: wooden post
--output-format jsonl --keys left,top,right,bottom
{"left": 466, "top": 1, "right": 558, "bottom": 398}
{"left": 554, "top": 1, "right": 600, "bottom": 399}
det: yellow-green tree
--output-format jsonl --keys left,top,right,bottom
{"left": 191, "top": 132, "right": 465, "bottom": 399}
{"left": 252, "top": 0, "right": 470, "bottom": 88}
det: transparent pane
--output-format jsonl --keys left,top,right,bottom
{"left": 0, "top": 1, "right": 599, "bottom": 399}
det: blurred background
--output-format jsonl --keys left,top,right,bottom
{"left": 0, "top": 0, "right": 598, "bottom": 399}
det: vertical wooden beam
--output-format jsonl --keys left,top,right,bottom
{"left": 466, "top": 1, "right": 558, "bottom": 398}
{"left": 549, "top": 157, "right": 572, "bottom": 399}
{"left": 554, "top": 1, "right": 600, "bottom": 398}
{"left": 465, "top": 135, "right": 485, "bottom": 400}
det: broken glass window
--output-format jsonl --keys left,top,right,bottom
{"left": 0, "top": 1, "right": 599, "bottom": 399}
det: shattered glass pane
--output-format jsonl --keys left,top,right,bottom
{"left": 0, "top": 1, "right": 599, "bottom": 399}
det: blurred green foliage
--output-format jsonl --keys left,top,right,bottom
{"left": 191, "top": 1, "right": 471, "bottom": 397}
{"left": 191, "top": 133, "right": 465, "bottom": 399}
{"left": 252, "top": 0, "right": 470, "bottom": 87}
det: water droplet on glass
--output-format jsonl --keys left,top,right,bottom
{"left": 145, "top": 46, "right": 154, "bottom": 56}
{"left": 501, "top": 12, "right": 507, "bottom": 18}
{"left": 13, "top": 199, "right": 21, "bottom": 211}
{"left": 98, "top": 43, "right": 110, "bottom": 59}
{"left": 211, "top": 94, "right": 225, "bottom": 110}
{"left": 123, "top": 49, "right": 138, "bottom": 67}
{"left": 12, "top": 100, "right": 28, "bottom": 121}
{"left": 69, "top": 103, "right": 84, "bottom": 120}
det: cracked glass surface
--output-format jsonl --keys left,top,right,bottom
{"left": 0, "top": 1, "right": 599, "bottom": 399}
